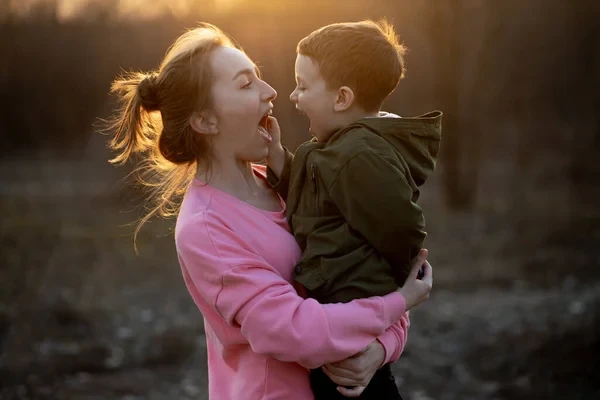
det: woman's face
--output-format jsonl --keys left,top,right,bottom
{"left": 209, "top": 46, "right": 277, "bottom": 163}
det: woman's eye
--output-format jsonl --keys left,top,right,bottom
{"left": 242, "top": 81, "right": 253, "bottom": 89}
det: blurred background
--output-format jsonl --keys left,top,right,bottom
{"left": 1, "top": 1, "right": 599, "bottom": 399}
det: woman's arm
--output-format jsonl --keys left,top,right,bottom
{"left": 176, "top": 213, "right": 427, "bottom": 369}
{"left": 320, "top": 304, "right": 411, "bottom": 397}
{"left": 377, "top": 311, "right": 410, "bottom": 365}
{"left": 221, "top": 263, "right": 404, "bottom": 369}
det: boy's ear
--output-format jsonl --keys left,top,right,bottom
{"left": 333, "top": 86, "right": 355, "bottom": 112}
{"left": 190, "top": 111, "right": 219, "bottom": 135}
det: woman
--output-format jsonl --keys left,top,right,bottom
{"left": 105, "top": 23, "right": 433, "bottom": 400}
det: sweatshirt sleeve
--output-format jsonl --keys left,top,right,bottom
{"left": 376, "top": 311, "right": 410, "bottom": 366}
{"left": 176, "top": 212, "right": 407, "bottom": 369}
{"left": 328, "top": 150, "right": 426, "bottom": 284}
{"left": 266, "top": 146, "right": 294, "bottom": 201}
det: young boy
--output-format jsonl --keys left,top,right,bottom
{"left": 266, "top": 20, "right": 442, "bottom": 399}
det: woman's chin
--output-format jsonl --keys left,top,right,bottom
{"left": 257, "top": 149, "right": 270, "bottom": 161}
{"left": 240, "top": 148, "right": 269, "bottom": 163}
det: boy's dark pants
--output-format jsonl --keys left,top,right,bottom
{"left": 310, "top": 364, "right": 403, "bottom": 400}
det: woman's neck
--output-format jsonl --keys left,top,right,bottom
{"left": 196, "top": 156, "right": 264, "bottom": 200}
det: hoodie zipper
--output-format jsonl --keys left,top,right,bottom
{"left": 311, "top": 164, "right": 319, "bottom": 216}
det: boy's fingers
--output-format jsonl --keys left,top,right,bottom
{"left": 266, "top": 116, "right": 279, "bottom": 132}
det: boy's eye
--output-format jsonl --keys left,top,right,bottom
{"left": 297, "top": 86, "right": 305, "bottom": 92}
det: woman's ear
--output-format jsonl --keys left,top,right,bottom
{"left": 190, "top": 111, "right": 219, "bottom": 135}
{"left": 333, "top": 86, "right": 355, "bottom": 112}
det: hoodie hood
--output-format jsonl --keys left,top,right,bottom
{"left": 348, "top": 110, "right": 442, "bottom": 186}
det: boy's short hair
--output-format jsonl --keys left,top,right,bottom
{"left": 297, "top": 19, "right": 406, "bottom": 112}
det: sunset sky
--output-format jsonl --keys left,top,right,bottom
{"left": 7, "top": 0, "right": 309, "bottom": 20}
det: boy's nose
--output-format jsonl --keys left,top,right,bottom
{"left": 289, "top": 89, "right": 298, "bottom": 103}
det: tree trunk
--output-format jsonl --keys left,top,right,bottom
{"left": 429, "top": 1, "right": 477, "bottom": 210}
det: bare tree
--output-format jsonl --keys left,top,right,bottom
{"left": 428, "top": 1, "right": 479, "bottom": 210}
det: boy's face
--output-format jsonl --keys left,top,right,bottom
{"left": 290, "top": 54, "right": 340, "bottom": 142}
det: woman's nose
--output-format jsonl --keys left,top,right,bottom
{"left": 262, "top": 82, "right": 277, "bottom": 102}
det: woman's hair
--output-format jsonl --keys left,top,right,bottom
{"left": 103, "top": 23, "right": 235, "bottom": 248}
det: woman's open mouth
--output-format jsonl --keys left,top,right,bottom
{"left": 259, "top": 114, "right": 269, "bottom": 129}
{"left": 258, "top": 110, "right": 272, "bottom": 143}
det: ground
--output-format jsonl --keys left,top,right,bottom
{"left": 1, "top": 157, "right": 599, "bottom": 400}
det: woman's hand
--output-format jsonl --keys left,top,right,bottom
{"left": 321, "top": 250, "right": 432, "bottom": 397}
{"left": 322, "top": 340, "right": 386, "bottom": 397}
{"left": 397, "top": 249, "right": 433, "bottom": 311}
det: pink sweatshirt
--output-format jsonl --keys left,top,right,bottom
{"left": 175, "top": 165, "right": 410, "bottom": 400}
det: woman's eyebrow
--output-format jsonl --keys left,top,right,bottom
{"left": 231, "top": 68, "right": 255, "bottom": 81}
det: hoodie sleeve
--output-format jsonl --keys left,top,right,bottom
{"left": 266, "top": 146, "right": 294, "bottom": 201}
{"left": 176, "top": 212, "right": 407, "bottom": 369}
{"left": 377, "top": 311, "right": 410, "bottom": 366}
{"left": 328, "top": 150, "right": 426, "bottom": 284}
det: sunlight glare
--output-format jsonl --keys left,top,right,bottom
{"left": 9, "top": 0, "right": 301, "bottom": 21}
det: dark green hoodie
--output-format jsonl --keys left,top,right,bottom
{"left": 267, "top": 110, "right": 442, "bottom": 304}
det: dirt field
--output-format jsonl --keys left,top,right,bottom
{"left": 1, "top": 157, "right": 599, "bottom": 400}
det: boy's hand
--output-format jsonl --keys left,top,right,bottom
{"left": 265, "top": 116, "right": 285, "bottom": 178}
{"left": 266, "top": 115, "right": 281, "bottom": 147}
{"left": 397, "top": 249, "right": 433, "bottom": 311}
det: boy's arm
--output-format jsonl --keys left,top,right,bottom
{"left": 266, "top": 145, "right": 294, "bottom": 201}
{"left": 265, "top": 116, "right": 294, "bottom": 201}
{"left": 328, "top": 150, "right": 426, "bottom": 281}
